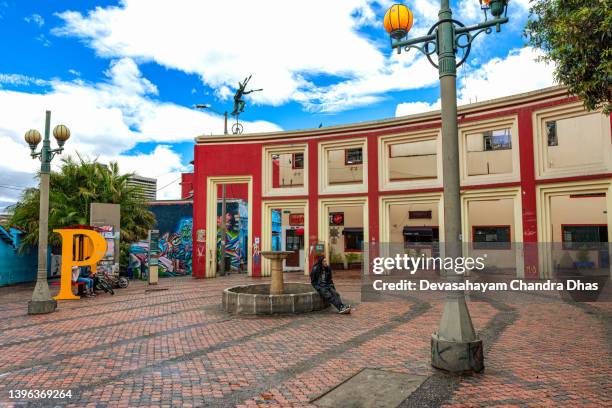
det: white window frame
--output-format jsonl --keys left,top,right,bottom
{"left": 318, "top": 138, "right": 368, "bottom": 195}
{"left": 262, "top": 143, "right": 308, "bottom": 197}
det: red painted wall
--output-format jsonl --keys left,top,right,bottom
{"left": 216, "top": 183, "right": 248, "bottom": 201}
{"left": 193, "top": 143, "right": 264, "bottom": 278}
{"left": 181, "top": 173, "right": 194, "bottom": 199}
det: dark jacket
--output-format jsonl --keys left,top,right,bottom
{"left": 310, "top": 258, "right": 334, "bottom": 288}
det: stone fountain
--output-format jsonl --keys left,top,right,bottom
{"left": 222, "top": 251, "right": 328, "bottom": 315}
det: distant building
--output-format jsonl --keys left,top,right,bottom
{"left": 127, "top": 174, "right": 157, "bottom": 201}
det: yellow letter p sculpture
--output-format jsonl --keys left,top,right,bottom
{"left": 53, "top": 229, "right": 107, "bottom": 300}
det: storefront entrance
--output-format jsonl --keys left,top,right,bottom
{"left": 205, "top": 176, "right": 253, "bottom": 277}
{"left": 319, "top": 197, "right": 368, "bottom": 273}
{"left": 262, "top": 199, "right": 309, "bottom": 276}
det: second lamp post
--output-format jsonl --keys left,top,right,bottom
{"left": 25, "top": 110, "right": 70, "bottom": 314}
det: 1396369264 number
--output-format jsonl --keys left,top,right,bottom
{"left": 9, "top": 389, "right": 73, "bottom": 399}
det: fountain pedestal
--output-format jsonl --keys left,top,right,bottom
{"left": 221, "top": 250, "right": 329, "bottom": 315}
{"left": 261, "top": 251, "right": 293, "bottom": 294}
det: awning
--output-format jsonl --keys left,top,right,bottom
{"left": 342, "top": 227, "right": 363, "bottom": 235}
{"left": 403, "top": 227, "right": 434, "bottom": 236}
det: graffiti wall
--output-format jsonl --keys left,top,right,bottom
{"left": 216, "top": 199, "right": 248, "bottom": 271}
{"left": 129, "top": 202, "right": 193, "bottom": 277}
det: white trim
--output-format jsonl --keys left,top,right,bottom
{"left": 261, "top": 199, "right": 309, "bottom": 276}
{"left": 379, "top": 129, "right": 442, "bottom": 191}
{"left": 262, "top": 143, "right": 309, "bottom": 197}
{"left": 458, "top": 115, "right": 520, "bottom": 186}
{"left": 206, "top": 176, "right": 253, "bottom": 278}
{"left": 461, "top": 187, "right": 524, "bottom": 277}
{"left": 318, "top": 138, "right": 368, "bottom": 195}
{"left": 536, "top": 179, "right": 612, "bottom": 278}
{"left": 318, "top": 197, "right": 368, "bottom": 274}
{"left": 532, "top": 102, "right": 612, "bottom": 180}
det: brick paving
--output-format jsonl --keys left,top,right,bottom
{"left": 0, "top": 273, "right": 609, "bottom": 407}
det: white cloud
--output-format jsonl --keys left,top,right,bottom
{"left": 99, "top": 145, "right": 188, "bottom": 200}
{"left": 0, "top": 73, "right": 49, "bottom": 87}
{"left": 457, "top": 47, "right": 556, "bottom": 104}
{"left": 52, "top": 0, "right": 453, "bottom": 113}
{"left": 396, "top": 100, "right": 440, "bottom": 116}
{"left": 396, "top": 47, "right": 556, "bottom": 116}
{"left": 24, "top": 13, "right": 44, "bottom": 27}
{"left": 0, "top": 58, "right": 281, "bottom": 208}
{"left": 35, "top": 34, "right": 52, "bottom": 47}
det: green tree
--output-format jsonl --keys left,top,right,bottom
{"left": 525, "top": 0, "right": 612, "bottom": 114}
{"left": 8, "top": 155, "right": 155, "bottom": 264}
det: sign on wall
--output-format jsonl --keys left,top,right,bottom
{"left": 409, "top": 210, "right": 432, "bottom": 219}
{"left": 329, "top": 212, "right": 344, "bottom": 226}
{"left": 289, "top": 213, "right": 304, "bottom": 226}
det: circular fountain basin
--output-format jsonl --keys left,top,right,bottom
{"left": 222, "top": 283, "right": 329, "bottom": 315}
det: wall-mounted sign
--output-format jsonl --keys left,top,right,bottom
{"left": 289, "top": 213, "right": 304, "bottom": 226}
{"left": 409, "top": 210, "right": 432, "bottom": 219}
{"left": 329, "top": 212, "right": 344, "bottom": 226}
{"left": 196, "top": 229, "right": 206, "bottom": 243}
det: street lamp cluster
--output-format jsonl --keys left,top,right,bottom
{"left": 383, "top": 1, "right": 509, "bottom": 373}
{"left": 25, "top": 111, "right": 70, "bottom": 315}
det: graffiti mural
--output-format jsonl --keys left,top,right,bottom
{"left": 216, "top": 200, "right": 248, "bottom": 271}
{"left": 129, "top": 202, "right": 193, "bottom": 277}
{"left": 158, "top": 217, "right": 193, "bottom": 275}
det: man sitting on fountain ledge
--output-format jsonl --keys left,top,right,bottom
{"left": 310, "top": 256, "right": 351, "bottom": 314}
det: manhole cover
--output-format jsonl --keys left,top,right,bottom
{"left": 312, "top": 368, "right": 427, "bottom": 408}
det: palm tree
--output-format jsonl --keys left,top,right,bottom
{"left": 8, "top": 154, "right": 155, "bottom": 264}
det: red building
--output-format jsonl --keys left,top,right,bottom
{"left": 192, "top": 86, "right": 612, "bottom": 279}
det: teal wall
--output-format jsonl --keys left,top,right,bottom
{"left": 0, "top": 227, "right": 38, "bottom": 286}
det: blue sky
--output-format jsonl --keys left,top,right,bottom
{"left": 0, "top": 0, "right": 555, "bottom": 207}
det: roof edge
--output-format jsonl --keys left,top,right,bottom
{"left": 196, "top": 85, "right": 569, "bottom": 144}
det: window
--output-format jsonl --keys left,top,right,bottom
{"left": 388, "top": 139, "right": 437, "bottom": 181}
{"left": 546, "top": 120, "right": 557, "bottom": 146}
{"left": 263, "top": 144, "right": 308, "bottom": 196}
{"left": 343, "top": 228, "right": 363, "bottom": 251}
{"left": 292, "top": 153, "right": 304, "bottom": 169}
{"left": 345, "top": 148, "right": 363, "bottom": 165}
{"left": 473, "top": 226, "right": 511, "bottom": 249}
{"left": 286, "top": 230, "right": 304, "bottom": 251}
{"left": 483, "top": 129, "right": 512, "bottom": 151}
{"left": 562, "top": 225, "right": 608, "bottom": 250}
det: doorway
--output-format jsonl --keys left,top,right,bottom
{"left": 262, "top": 199, "right": 309, "bottom": 276}
{"left": 206, "top": 176, "right": 253, "bottom": 277}
{"left": 319, "top": 197, "right": 368, "bottom": 273}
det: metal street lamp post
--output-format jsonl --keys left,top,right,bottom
{"left": 384, "top": 0, "right": 509, "bottom": 372}
{"left": 24, "top": 110, "right": 70, "bottom": 315}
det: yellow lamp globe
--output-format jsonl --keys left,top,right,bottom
{"left": 53, "top": 124, "right": 70, "bottom": 145}
{"left": 24, "top": 129, "right": 42, "bottom": 147}
{"left": 384, "top": 4, "right": 414, "bottom": 40}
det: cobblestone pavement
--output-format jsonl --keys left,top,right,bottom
{"left": 0, "top": 273, "right": 609, "bottom": 407}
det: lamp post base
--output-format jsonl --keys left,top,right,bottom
{"left": 431, "top": 333, "right": 484, "bottom": 373}
{"left": 28, "top": 299, "right": 57, "bottom": 315}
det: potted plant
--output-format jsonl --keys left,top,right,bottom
{"left": 344, "top": 252, "right": 361, "bottom": 269}
{"left": 574, "top": 246, "right": 595, "bottom": 270}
